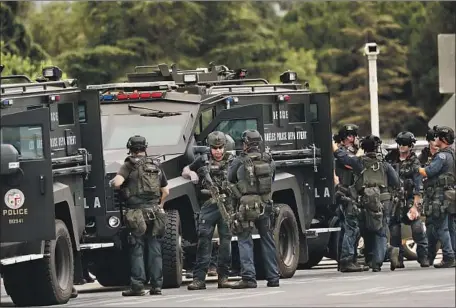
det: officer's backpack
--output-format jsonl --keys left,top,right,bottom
{"left": 354, "top": 155, "right": 388, "bottom": 231}
{"left": 125, "top": 156, "right": 161, "bottom": 203}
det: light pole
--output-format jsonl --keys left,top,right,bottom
{"left": 364, "top": 42, "right": 380, "bottom": 137}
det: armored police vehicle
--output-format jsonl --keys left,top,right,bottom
{"left": 0, "top": 66, "right": 97, "bottom": 306}
{"left": 82, "top": 62, "right": 340, "bottom": 288}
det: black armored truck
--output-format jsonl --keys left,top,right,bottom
{"left": 80, "top": 63, "right": 341, "bottom": 288}
{"left": 0, "top": 66, "right": 100, "bottom": 306}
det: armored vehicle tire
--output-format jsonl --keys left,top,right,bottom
{"left": 3, "top": 219, "right": 74, "bottom": 307}
{"left": 325, "top": 216, "right": 342, "bottom": 260}
{"left": 90, "top": 249, "right": 130, "bottom": 287}
{"left": 273, "top": 203, "right": 300, "bottom": 278}
{"left": 299, "top": 250, "right": 325, "bottom": 269}
{"left": 162, "top": 209, "right": 183, "bottom": 288}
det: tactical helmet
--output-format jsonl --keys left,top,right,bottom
{"left": 126, "top": 135, "right": 148, "bottom": 151}
{"left": 434, "top": 125, "right": 455, "bottom": 145}
{"left": 224, "top": 134, "right": 235, "bottom": 151}
{"left": 395, "top": 131, "right": 417, "bottom": 147}
{"left": 425, "top": 128, "right": 436, "bottom": 142}
{"left": 241, "top": 129, "right": 263, "bottom": 146}
{"left": 338, "top": 124, "right": 359, "bottom": 140}
{"left": 207, "top": 131, "right": 226, "bottom": 148}
{"left": 360, "top": 134, "right": 382, "bottom": 152}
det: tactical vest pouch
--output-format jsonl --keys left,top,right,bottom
{"left": 442, "top": 189, "right": 456, "bottom": 215}
{"left": 150, "top": 208, "right": 167, "bottom": 238}
{"left": 361, "top": 187, "right": 383, "bottom": 232}
{"left": 123, "top": 209, "right": 147, "bottom": 236}
{"left": 254, "top": 162, "right": 272, "bottom": 195}
{"left": 238, "top": 195, "right": 263, "bottom": 223}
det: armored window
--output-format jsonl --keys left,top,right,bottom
{"left": 1, "top": 126, "right": 44, "bottom": 160}
{"left": 195, "top": 108, "right": 214, "bottom": 135}
{"left": 310, "top": 102, "right": 318, "bottom": 122}
{"left": 288, "top": 104, "right": 305, "bottom": 123}
{"left": 78, "top": 102, "right": 87, "bottom": 123}
{"left": 263, "top": 105, "right": 273, "bottom": 124}
{"left": 215, "top": 119, "right": 257, "bottom": 149}
{"left": 101, "top": 112, "right": 190, "bottom": 149}
{"left": 57, "top": 103, "right": 74, "bottom": 125}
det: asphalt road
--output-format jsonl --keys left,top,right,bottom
{"left": 1, "top": 257, "right": 455, "bottom": 307}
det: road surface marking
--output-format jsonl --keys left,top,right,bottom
{"left": 413, "top": 285, "right": 455, "bottom": 294}
{"left": 175, "top": 291, "right": 246, "bottom": 303}
{"left": 204, "top": 290, "right": 285, "bottom": 301}
{"left": 328, "top": 287, "right": 391, "bottom": 296}
{"left": 104, "top": 293, "right": 198, "bottom": 305}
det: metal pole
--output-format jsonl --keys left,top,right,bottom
{"left": 364, "top": 43, "right": 380, "bottom": 137}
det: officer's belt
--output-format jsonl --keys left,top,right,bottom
{"left": 424, "top": 176, "right": 455, "bottom": 188}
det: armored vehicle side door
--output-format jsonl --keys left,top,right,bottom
{"left": 78, "top": 89, "right": 107, "bottom": 216}
{"left": 197, "top": 104, "right": 264, "bottom": 149}
{"left": 309, "top": 92, "right": 334, "bottom": 205}
{"left": 0, "top": 108, "right": 55, "bottom": 242}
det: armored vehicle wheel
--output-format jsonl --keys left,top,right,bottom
{"left": 273, "top": 203, "right": 300, "bottom": 278}
{"left": 299, "top": 250, "right": 325, "bottom": 269}
{"left": 162, "top": 209, "right": 183, "bottom": 288}
{"left": 3, "top": 219, "right": 74, "bottom": 306}
{"left": 325, "top": 216, "right": 342, "bottom": 260}
{"left": 90, "top": 249, "right": 130, "bottom": 287}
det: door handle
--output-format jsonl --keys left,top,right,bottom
{"left": 39, "top": 175, "right": 45, "bottom": 194}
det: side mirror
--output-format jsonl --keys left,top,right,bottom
{"left": 0, "top": 144, "right": 20, "bottom": 175}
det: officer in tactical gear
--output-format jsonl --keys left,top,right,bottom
{"left": 389, "top": 131, "right": 429, "bottom": 268}
{"left": 419, "top": 128, "right": 438, "bottom": 166}
{"left": 110, "top": 135, "right": 170, "bottom": 296}
{"left": 418, "top": 126, "right": 455, "bottom": 268}
{"left": 184, "top": 131, "right": 234, "bottom": 290}
{"left": 333, "top": 124, "right": 369, "bottom": 272}
{"left": 227, "top": 129, "right": 280, "bottom": 288}
{"left": 333, "top": 135, "right": 401, "bottom": 272}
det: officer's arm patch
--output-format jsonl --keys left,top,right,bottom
{"left": 438, "top": 153, "right": 446, "bottom": 160}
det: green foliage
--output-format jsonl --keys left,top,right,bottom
{"left": 3, "top": 1, "right": 454, "bottom": 137}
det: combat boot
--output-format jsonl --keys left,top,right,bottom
{"left": 388, "top": 246, "right": 400, "bottom": 271}
{"left": 340, "top": 261, "right": 364, "bottom": 273}
{"left": 419, "top": 258, "right": 430, "bottom": 268}
{"left": 71, "top": 287, "right": 78, "bottom": 299}
{"left": 434, "top": 259, "right": 456, "bottom": 268}
{"left": 187, "top": 280, "right": 206, "bottom": 290}
{"left": 231, "top": 279, "right": 257, "bottom": 289}
{"left": 217, "top": 277, "right": 233, "bottom": 288}
{"left": 149, "top": 287, "right": 162, "bottom": 295}
{"left": 122, "top": 288, "right": 146, "bottom": 296}
{"left": 208, "top": 266, "right": 217, "bottom": 277}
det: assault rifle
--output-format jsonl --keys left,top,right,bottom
{"left": 335, "top": 184, "right": 359, "bottom": 215}
{"left": 194, "top": 145, "right": 234, "bottom": 227}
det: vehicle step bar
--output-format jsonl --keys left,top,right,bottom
{"left": 274, "top": 158, "right": 321, "bottom": 168}
{"left": 53, "top": 165, "right": 91, "bottom": 177}
{"left": 51, "top": 154, "right": 92, "bottom": 166}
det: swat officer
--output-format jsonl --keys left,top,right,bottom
{"left": 333, "top": 124, "right": 369, "bottom": 272}
{"left": 333, "top": 135, "right": 400, "bottom": 272}
{"left": 228, "top": 129, "right": 280, "bottom": 288}
{"left": 184, "top": 131, "right": 234, "bottom": 290}
{"left": 389, "top": 131, "right": 429, "bottom": 268}
{"left": 110, "top": 135, "right": 170, "bottom": 296}
{"left": 419, "top": 128, "right": 439, "bottom": 166}
{"left": 418, "top": 126, "right": 455, "bottom": 268}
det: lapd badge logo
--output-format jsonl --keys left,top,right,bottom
{"left": 4, "top": 189, "right": 25, "bottom": 210}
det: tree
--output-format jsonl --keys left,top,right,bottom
{"left": 318, "top": 2, "right": 424, "bottom": 137}
{"left": 408, "top": 2, "right": 456, "bottom": 121}
{"left": 0, "top": 2, "right": 48, "bottom": 61}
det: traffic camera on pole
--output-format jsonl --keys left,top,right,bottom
{"left": 364, "top": 42, "right": 380, "bottom": 138}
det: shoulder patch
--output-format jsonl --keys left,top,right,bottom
{"left": 438, "top": 153, "right": 446, "bottom": 160}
